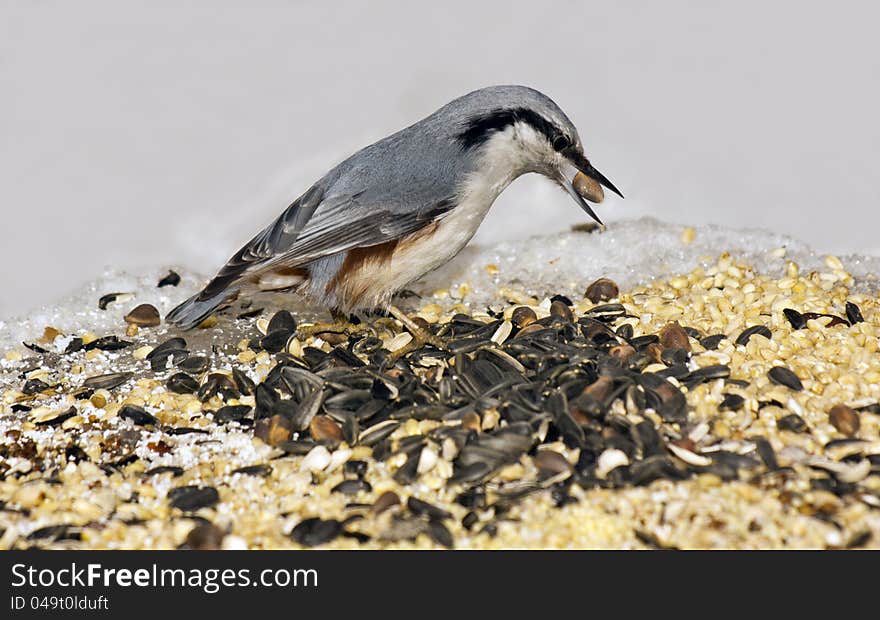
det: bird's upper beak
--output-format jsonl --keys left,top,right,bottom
{"left": 557, "top": 148, "right": 623, "bottom": 226}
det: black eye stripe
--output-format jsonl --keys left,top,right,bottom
{"left": 457, "top": 107, "right": 566, "bottom": 151}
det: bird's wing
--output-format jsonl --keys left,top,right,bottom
{"left": 197, "top": 183, "right": 456, "bottom": 299}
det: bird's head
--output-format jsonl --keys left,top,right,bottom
{"left": 452, "top": 85, "right": 623, "bottom": 225}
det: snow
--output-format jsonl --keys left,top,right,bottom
{"left": 2, "top": 217, "right": 878, "bottom": 356}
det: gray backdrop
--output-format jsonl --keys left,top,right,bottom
{"left": 2, "top": 1, "right": 878, "bottom": 316}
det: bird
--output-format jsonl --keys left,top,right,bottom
{"left": 167, "top": 85, "right": 622, "bottom": 351}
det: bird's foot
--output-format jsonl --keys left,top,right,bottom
{"left": 384, "top": 305, "right": 446, "bottom": 363}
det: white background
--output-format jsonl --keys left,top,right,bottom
{"left": 2, "top": 1, "right": 878, "bottom": 316}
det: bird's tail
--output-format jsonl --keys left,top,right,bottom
{"left": 165, "top": 286, "right": 239, "bottom": 330}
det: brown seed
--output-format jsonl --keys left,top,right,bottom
{"left": 124, "top": 304, "right": 161, "bottom": 327}
{"left": 321, "top": 332, "right": 348, "bottom": 345}
{"left": 549, "top": 300, "right": 573, "bottom": 322}
{"left": 609, "top": 344, "right": 636, "bottom": 363}
{"left": 573, "top": 171, "right": 604, "bottom": 203}
{"left": 644, "top": 342, "right": 664, "bottom": 363}
{"left": 511, "top": 306, "right": 537, "bottom": 328}
{"left": 461, "top": 411, "right": 481, "bottom": 432}
{"left": 372, "top": 490, "right": 400, "bottom": 515}
{"left": 310, "top": 415, "right": 344, "bottom": 442}
{"left": 254, "top": 414, "right": 293, "bottom": 446}
{"left": 583, "top": 375, "right": 614, "bottom": 401}
{"left": 533, "top": 449, "right": 573, "bottom": 476}
{"left": 659, "top": 321, "right": 691, "bottom": 352}
{"left": 584, "top": 278, "right": 619, "bottom": 303}
{"left": 829, "top": 404, "right": 860, "bottom": 436}
{"left": 184, "top": 522, "right": 225, "bottom": 550}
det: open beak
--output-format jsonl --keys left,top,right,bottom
{"left": 558, "top": 149, "right": 624, "bottom": 226}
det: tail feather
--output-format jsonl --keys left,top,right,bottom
{"left": 166, "top": 287, "right": 239, "bottom": 330}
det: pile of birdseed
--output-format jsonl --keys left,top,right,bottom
{"left": 2, "top": 217, "right": 880, "bottom": 550}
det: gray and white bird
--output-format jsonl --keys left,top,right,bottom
{"left": 167, "top": 85, "right": 622, "bottom": 341}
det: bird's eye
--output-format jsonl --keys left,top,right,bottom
{"left": 552, "top": 135, "right": 571, "bottom": 151}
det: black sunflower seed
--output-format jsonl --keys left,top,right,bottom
{"left": 213, "top": 405, "right": 252, "bottom": 424}
{"left": 407, "top": 497, "right": 452, "bottom": 521}
{"left": 845, "top": 301, "right": 864, "bottom": 325}
{"left": 177, "top": 355, "right": 210, "bottom": 374}
{"left": 168, "top": 486, "right": 219, "bottom": 511}
{"left": 735, "top": 325, "right": 772, "bottom": 346}
{"left": 783, "top": 308, "right": 806, "bottom": 330}
{"left": 753, "top": 437, "right": 779, "bottom": 470}
{"left": 777, "top": 413, "right": 808, "bottom": 432}
{"left": 719, "top": 393, "right": 745, "bottom": 411}
{"left": 427, "top": 519, "right": 454, "bottom": 548}
{"left": 27, "top": 524, "right": 82, "bottom": 542}
{"left": 290, "top": 517, "right": 342, "bottom": 547}
{"left": 119, "top": 405, "right": 158, "bottom": 426}
{"left": 166, "top": 372, "right": 199, "bottom": 394}
{"left": 232, "top": 368, "right": 255, "bottom": 395}
{"left": 231, "top": 464, "right": 273, "bottom": 477}
{"left": 768, "top": 366, "right": 803, "bottom": 391}
{"left": 260, "top": 330, "right": 290, "bottom": 354}
{"left": 82, "top": 372, "right": 133, "bottom": 391}
{"left": 331, "top": 479, "right": 372, "bottom": 495}
{"left": 146, "top": 338, "right": 187, "bottom": 361}
{"left": 268, "top": 310, "right": 297, "bottom": 335}
{"left": 157, "top": 270, "right": 181, "bottom": 287}
{"left": 699, "top": 334, "right": 726, "bottom": 350}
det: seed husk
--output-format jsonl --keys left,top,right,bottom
{"left": 98, "top": 292, "right": 134, "bottom": 310}
{"left": 124, "top": 304, "right": 161, "bottom": 327}
{"left": 85, "top": 336, "right": 133, "bottom": 351}
{"left": 585, "top": 278, "right": 619, "bottom": 303}
{"left": 768, "top": 366, "right": 803, "bottom": 391}
{"left": 829, "top": 404, "right": 860, "bottom": 436}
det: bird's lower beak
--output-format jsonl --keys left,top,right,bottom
{"left": 558, "top": 152, "right": 624, "bottom": 226}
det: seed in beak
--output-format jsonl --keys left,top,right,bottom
{"left": 573, "top": 171, "right": 604, "bottom": 203}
